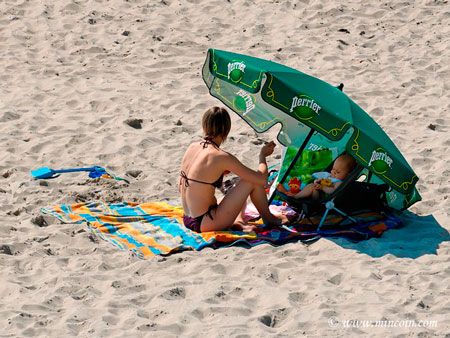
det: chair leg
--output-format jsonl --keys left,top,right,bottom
{"left": 317, "top": 204, "right": 331, "bottom": 231}
{"left": 317, "top": 201, "right": 357, "bottom": 231}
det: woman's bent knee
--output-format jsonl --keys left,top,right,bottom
{"left": 234, "top": 179, "right": 256, "bottom": 191}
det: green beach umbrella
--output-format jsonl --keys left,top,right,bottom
{"left": 202, "top": 49, "right": 421, "bottom": 210}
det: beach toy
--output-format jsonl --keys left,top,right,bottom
{"left": 287, "top": 177, "right": 302, "bottom": 194}
{"left": 320, "top": 178, "right": 333, "bottom": 187}
{"left": 31, "top": 166, "right": 129, "bottom": 183}
{"left": 312, "top": 172, "right": 340, "bottom": 184}
{"left": 31, "top": 166, "right": 104, "bottom": 179}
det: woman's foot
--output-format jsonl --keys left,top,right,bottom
{"left": 263, "top": 213, "right": 291, "bottom": 227}
{"left": 231, "top": 221, "right": 258, "bottom": 233}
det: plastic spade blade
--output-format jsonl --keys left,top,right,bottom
{"left": 31, "top": 167, "right": 56, "bottom": 179}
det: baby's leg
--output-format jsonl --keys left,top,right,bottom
{"left": 277, "top": 183, "right": 289, "bottom": 194}
{"left": 311, "top": 188, "right": 321, "bottom": 200}
{"left": 294, "top": 183, "right": 315, "bottom": 198}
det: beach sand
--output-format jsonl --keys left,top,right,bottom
{"left": 1, "top": 0, "right": 449, "bottom": 336}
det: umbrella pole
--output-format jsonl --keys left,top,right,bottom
{"left": 268, "top": 129, "right": 315, "bottom": 205}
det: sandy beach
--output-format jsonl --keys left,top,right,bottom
{"left": 1, "top": 0, "right": 450, "bottom": 336}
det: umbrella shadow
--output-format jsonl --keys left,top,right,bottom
{"left": 328, "top": 210, "right": 450, "bottom": 259}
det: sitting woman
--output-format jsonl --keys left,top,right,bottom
{"left": 179, "top": 106, "right": 289, "bottom": 233}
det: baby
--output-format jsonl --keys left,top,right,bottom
{"left": 277, "top": 154, "right": 357, "bottom": 200}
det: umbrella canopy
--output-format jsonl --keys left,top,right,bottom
{"left": 202, "top": 49, "right": 421, "bottom": 209}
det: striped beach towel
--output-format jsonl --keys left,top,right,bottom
{"left": 43, "top": 201, "right": 402, "bottom": 258}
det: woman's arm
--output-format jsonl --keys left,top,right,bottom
{"left": 222, "top": 141, "right": 276, "bottom": 186}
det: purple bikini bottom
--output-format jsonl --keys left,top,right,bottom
{"left": 183, "top": 204, "right": 218, "bottom": 233}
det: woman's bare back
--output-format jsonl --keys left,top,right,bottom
{"left": 179, "top": 141, "right": 226, "bottom": 217}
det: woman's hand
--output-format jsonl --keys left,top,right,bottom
{"left": 260, "top": 141, "right": 276, "bottom": 158}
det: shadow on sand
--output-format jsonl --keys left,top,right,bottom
{"left": 329, "top": 211, "right": 450, "bottom": 259}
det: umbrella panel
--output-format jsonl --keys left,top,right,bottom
{"left": 207, "top": 75, "right": 307, "bottom": 146}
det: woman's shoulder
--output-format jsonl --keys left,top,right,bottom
{"left": 187, "top": 142, "right": 198, "bottom": 150}
{"left": 185, "top": 141, "right": 202, "bottom": 153}
{"left": 186, "top": 140, "right": 234, "bottom": 160}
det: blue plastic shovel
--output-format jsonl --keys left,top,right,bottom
{"left": 31, "top": 166, "right": 106, "bottom": 179}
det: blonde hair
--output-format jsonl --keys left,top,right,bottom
{"left": 202, "top": 106, "right": 231, "bottom": 139}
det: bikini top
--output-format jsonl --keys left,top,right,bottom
{"left": 180, "top": 171, "right": 224, "bottom": 188}
{"left": 180, "top": 137, "right": 224, "bottom": 189}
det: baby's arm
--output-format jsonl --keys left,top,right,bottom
{"left": 318, "top": 181, "right": 342, "bottom": 194}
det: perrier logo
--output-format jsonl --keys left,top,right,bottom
{"left": 234, "top": 89, "right": 256, "bottom": 115}
{"left": 290, "top": 94, "right": 322, "bottom": 120}
{"left": 368, "top": 148, "right": 393, "bottom": 174}
{"left": 227, "top": 61, "right": 246, "bottom": 83}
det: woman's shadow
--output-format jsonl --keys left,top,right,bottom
{"left": 329, "top": 210, "right": 450, "bottom": 258}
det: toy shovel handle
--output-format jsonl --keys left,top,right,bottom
{"left": 53, "top": 166, "right": 104, "bottom": 174}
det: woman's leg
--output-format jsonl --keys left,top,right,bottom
{"left": 248, "top": 183, "right": 287, "bottom": 225}
{"left": 200, "top": 179, "right": 254, "bottom": 232}
{"left": 233, "top": 203, "right": 247, "bottom": 225}
{"left": 216, "top": 195, "right": 248, "bottom": 226}
{"left": 200, "top": 180, "right": 288, "bottom": 232}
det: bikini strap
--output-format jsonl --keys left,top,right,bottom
{"left": 180, "top": 170, "right": 190, "bottom": 187}
{"left": 200, "top": 136, "right": 220, "bottom": 149}
{"left": 204, "top": 203, "right": 218, "bottom": 220}
{"left": 180, "top": 170, "right": 217, "bottom": 187}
